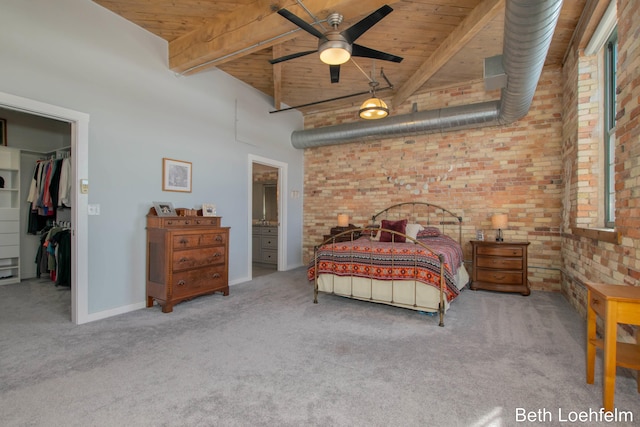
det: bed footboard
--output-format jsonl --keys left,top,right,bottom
{"left": 311, "top": 227, "right": 450, "bottom": 326}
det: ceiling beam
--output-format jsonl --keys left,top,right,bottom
{"left": 391, "top": 0, "right": 504, "bottom": 108}
{"left": 273, "top": 44, "right": 283, "bottom": 110}
{"left": 169, "top": 0, "right": 398, "bottom": 75}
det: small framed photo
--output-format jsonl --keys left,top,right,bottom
{"left": 153, "top": 201, "right": 176, "bottom": 217}
{"left": 0, "top": 118, "right": 6, "bottom": 146}
{"left": 202, "top": 203, "right": 216, "bottom": 217}
{"left": 162, "top": 158, "right": 192, "bottom": 192}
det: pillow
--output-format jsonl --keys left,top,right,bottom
{"left": 380, "top": 219, "right": 408, "bottom": 243}
{"left": 417, "top": 226, "right": 441, "bottom": 238}
{"left": 405, "top": 223, "right": 424, "bottom": 241}
{"left": 368, "top": 225, "right": 381, "bottom": 241}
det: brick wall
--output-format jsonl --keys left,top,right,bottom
{"left": 302, "top": 70, "right": 564, "bottom": 291}
{"left": 561, "top": 0, "right": 640, "bottom": 326}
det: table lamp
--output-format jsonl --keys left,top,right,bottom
{"left": 337, "top": 214, "right": 349, "bottom": 227}
{"left": 491, "top": 213, "right": 508, "bottom": 242}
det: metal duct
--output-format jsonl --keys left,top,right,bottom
{"left": 291, "top": 0, "right": 564, "bottom": 149}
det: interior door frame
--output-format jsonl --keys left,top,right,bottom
{"left": 0, "top": 91, "right": 89, "bottom": 324}
{"left": 248, "top": 154, "right": 287, "bottom": 277}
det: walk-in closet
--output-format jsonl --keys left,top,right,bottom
{"left": 0, "top": 107, "right": 73, "bottom": 305}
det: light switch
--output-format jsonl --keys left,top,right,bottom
{"left": 80, "top": 179, "right": 89, "bottom": 194}
{"left": 88, "top": 204, "right": 100, "bottom": 215}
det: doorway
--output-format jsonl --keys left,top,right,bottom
{"left": 248, "top": 155, "right": 288, "bottom": 279}
{"left": 0, "top": 91, "right": 89, "bottom": 324}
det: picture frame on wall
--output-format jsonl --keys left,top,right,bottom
{"left": 1, "top": 118, "right": 6, "bottom": 146}
{"left": 162, "top": 158, "right": 192, "bottom": 192}
{"left": 153, "top": 201, "right": 176, "bottom": 217}
{"left": 202, "top": 203, "right": 216, "bottom": 217}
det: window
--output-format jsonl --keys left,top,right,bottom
{"left": 604, "top": 29, "right": 617, "bottom": 228}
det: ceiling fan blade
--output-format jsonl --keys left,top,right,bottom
{"left": 330, "top": 65, "right": 340, "bottom": 83}
{"left": 352, "top": 44, "right": 403, "bottom": 63}
{"left": 341, "top": 5, "right": 393, "bottom": 44}
{"left": 269, "top": 50, "right": 318, "bottom": 65}
{"left": 277, "top": 8, "right": 325, "bottom": 39}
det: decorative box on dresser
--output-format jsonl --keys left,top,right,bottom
{"left": 470, "top": 241, "right": 530, "bottom": 296}
{"left": 146, "top": 208, "right": 230, "bottom": 313}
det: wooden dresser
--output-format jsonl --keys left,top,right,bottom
{"left": 470, "top": 241, "right": 530, "bottom": 296}
{"left": 146, "top": 208, "right": 230, "bottom": 313}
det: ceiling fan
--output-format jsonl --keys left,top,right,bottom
{"left": 269, "top": 4, "right": 403, "bottom": 83}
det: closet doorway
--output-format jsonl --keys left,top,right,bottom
{"left": 248, "top": 155, "right": 287, "bottom": 279}
{"left": 0, "top": 91, "right": 89, "bottom": 324}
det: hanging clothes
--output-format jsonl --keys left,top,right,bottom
{"left": 26, "top": 157, "right": 71, "bottom": 234}
{"left": 34, "top": 224, "right": 71, "bottom": 287}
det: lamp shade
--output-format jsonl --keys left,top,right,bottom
{"left": 491, "top": 214, "right": 508, "bottom": 229}
{"left": 359, "top": 97, "right": 389, "bottom": 119}
{"left": 337, "top": 214, "right": 349, "bottom": 227}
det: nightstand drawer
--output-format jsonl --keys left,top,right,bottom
{"left": 476, "top": 256, "right": 522, "bottom": 270}
{"left": 476, "top": 269, "right": 523, "bottom": 284}
{"left": 477, "top": 246, "right": 523, "bottom": 257}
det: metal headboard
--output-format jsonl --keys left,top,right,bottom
{"left": 370, "top": 202, "right": 463, "bottom": 245}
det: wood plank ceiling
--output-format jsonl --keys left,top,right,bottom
{"left": 93, "top": 0, "right": 593, "bottom": 116}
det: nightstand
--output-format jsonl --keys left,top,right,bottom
{"left": 322, "top": 224, "right": 360, "bottom": 243}
{"left": 470, "top": 240, "right": 530, "bottom": 295}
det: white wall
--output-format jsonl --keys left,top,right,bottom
{"left": 0, "top": 0, "right": 304, "bottom": 315}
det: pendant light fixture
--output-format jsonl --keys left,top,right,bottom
{"left": 359, "top": 63, "right": 389, "bottom": 119}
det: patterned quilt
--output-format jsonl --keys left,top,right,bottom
{"left": 308, "top": 235, "right": 463, "bottom": 302}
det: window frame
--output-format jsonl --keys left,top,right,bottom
{"left": 603, "top": 29, "right": 617, "bottom": 229}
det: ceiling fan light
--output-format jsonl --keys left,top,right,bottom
{"left": 319, "top": 47, "right": 351, "bottom": 65}
{"left": 359, "top": 97, "right": 389, "bottom": 119}
{"left": 318, "top": 33, "right": 352, "bottom": 65}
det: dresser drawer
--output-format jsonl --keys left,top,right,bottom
{"left": 477, "top": 246, "right": 523, "bottom": 257}
{"left": 261, "top": 226, "right": 278, "bottom": 236}
{"left": 260, "top": 250, "right": 277, "bottom": 263}
{"left": 476, "top": 269, "right": 523, "bottom": 285}
{"left": 0, "top": 245, "right": 19, "bottom": 258}
{"left": 173, "top": 232, "right": 227, "bottom": 248}
{"left": 0, "top": 220, "right": 19, "bottom": 233}
{"left": 476, "top": 256, "right": 522, "bottom": 270}
{"left": 171, "top": 266, "right": 227, "bottom": 299}
{"left": 0, "top": 232, "right": 19, "bottom": 246}
{"left": 261, "top": 236, "right": 277, "bottom": 249}
{"left": 172, "top": 247, "right": 226, "bottom": 271}
{"left": 147, "top": 216, "right": 221, "bottom": 228}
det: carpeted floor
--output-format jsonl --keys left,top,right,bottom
{"left": 0, "top": 269, "right": 638, "bottom": 426}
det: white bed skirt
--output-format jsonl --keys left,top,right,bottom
{"left": 316, "top": 264, "right": 469, "bottom": 313}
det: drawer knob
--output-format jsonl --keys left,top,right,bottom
{"left": 212, "top": 273, "right": 221, "bottom": 279}
{"left": 179, "top": 257, "right": 188, "bottom": 263}
{"left": 179, "top": 238, "right": 188, "bottom": 244}
{"left": 177, "top": 280, "right": 186, "bottom": 287}
{"left": 167, "top": 220, "right": 173, "bottom": 225}
{"left": 592, "top": 298, "right": 599, "bottom": 306}
{"left": 215, "top": 235, "right": 222, "bottom": 242}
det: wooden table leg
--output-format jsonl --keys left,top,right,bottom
{"left": 586, "top": 289, "right": 596, "bottom": 384}
{"left": 603, "top": 301, "right": 618, "bottom": 412}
